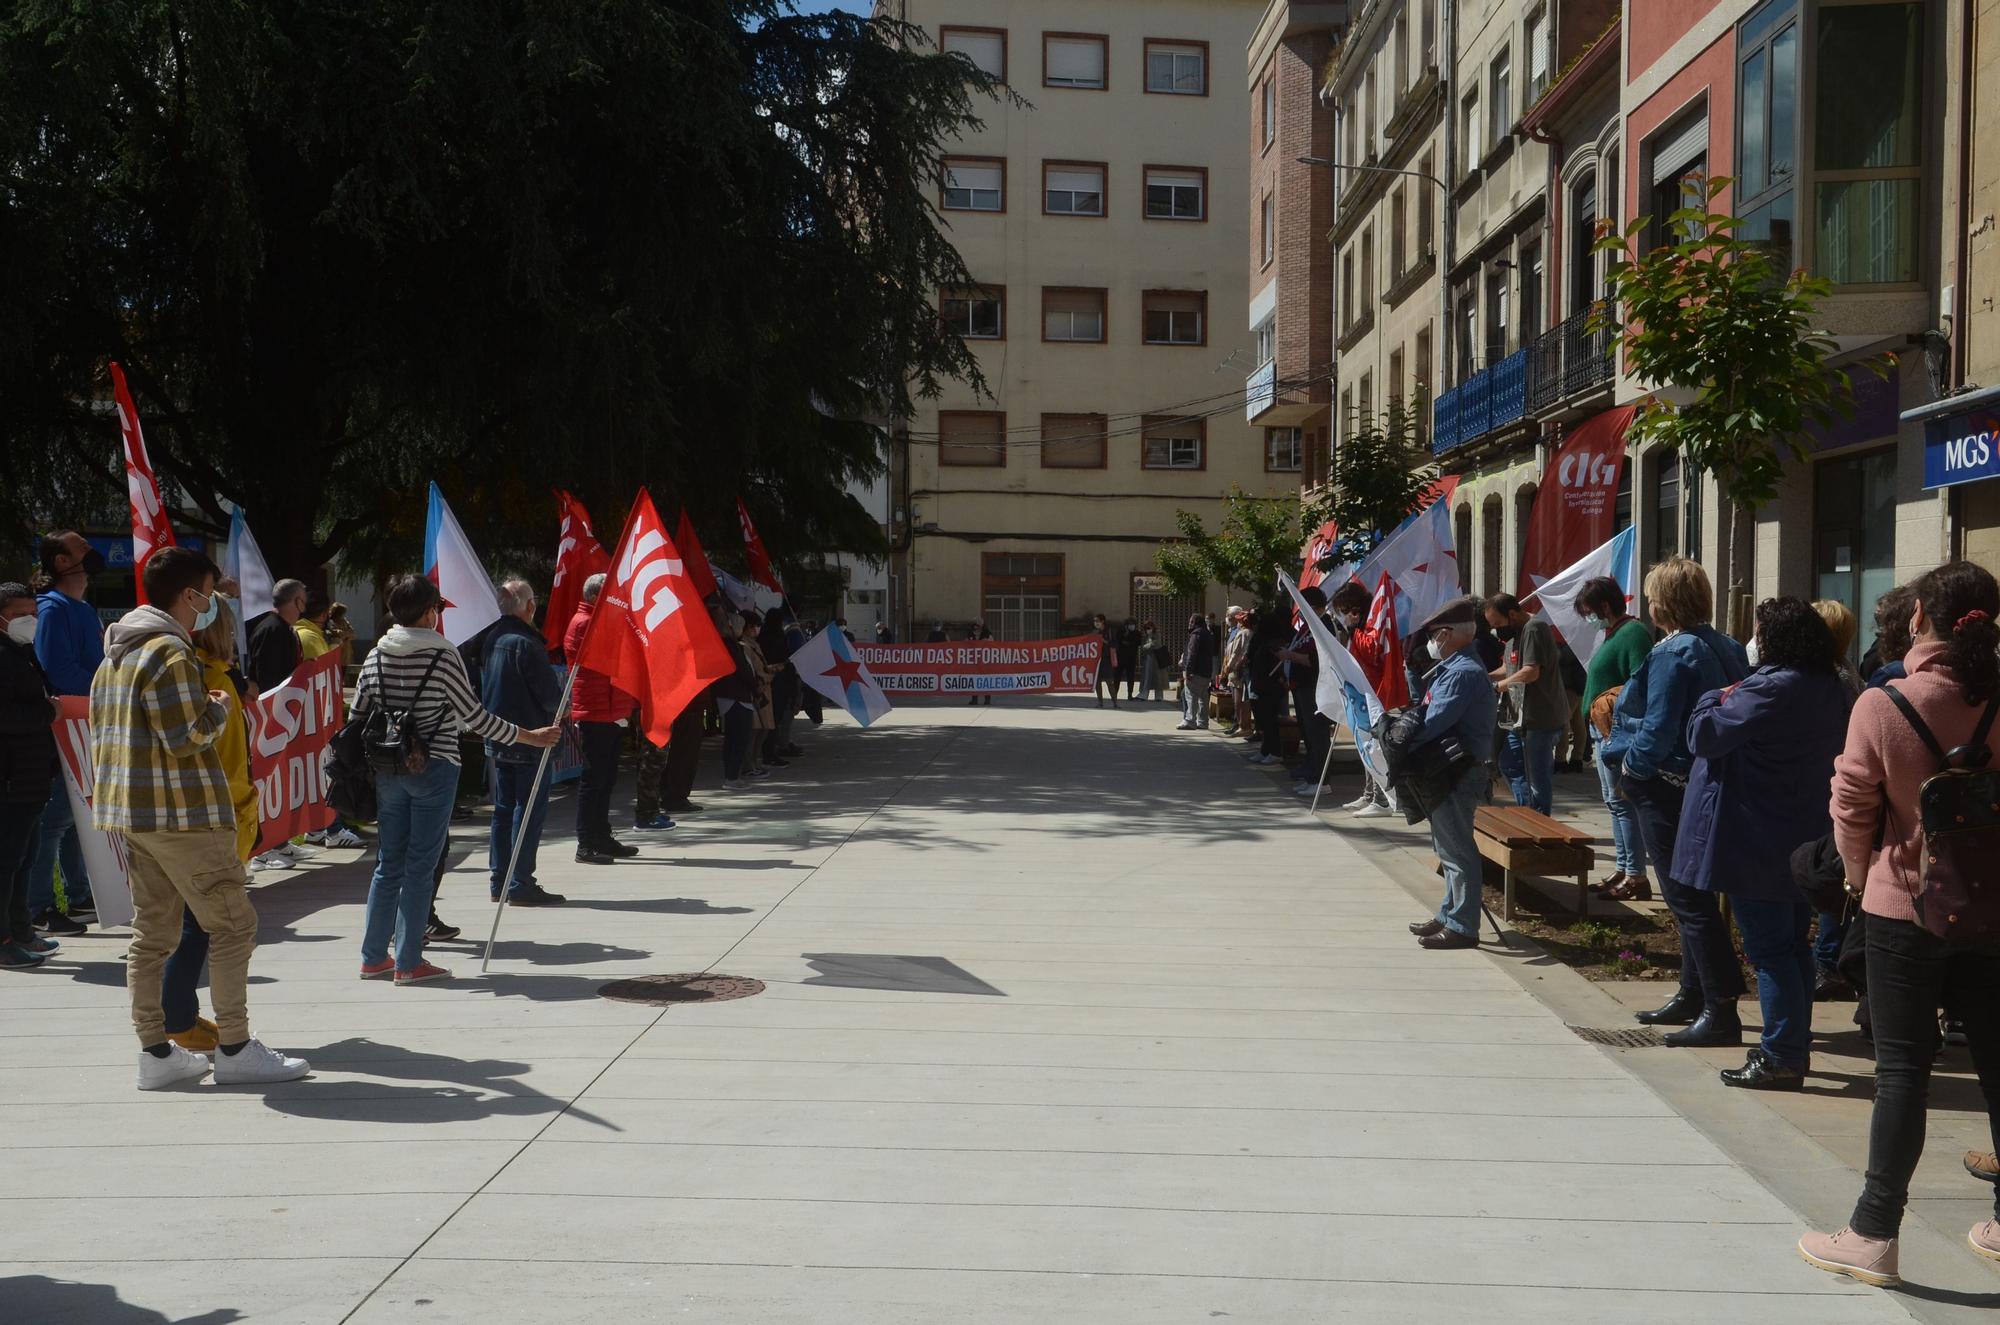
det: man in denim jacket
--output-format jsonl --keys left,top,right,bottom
{"left": 1409, "top": 596, "right": 1498, "bottom": 950}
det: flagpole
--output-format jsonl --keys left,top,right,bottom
{"left": 481, "top": 662, "right": 580, "bottom": 973}
{"left": 1308, "top": 739, "right": 1338, "bottom": 815}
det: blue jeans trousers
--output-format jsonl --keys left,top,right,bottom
{"left": 1429, "top": 773, "right": 1487, "bottom": 939}
{"left": 489, "top": 760, "right": 552, "bottom": 899}
{"left": 1501, "top": 727, "right": 1559, "bottom": 815}
{"left": 1626, "top": 774, "right": 1745, "bottom": 1006}
{"left": 29, "top": 775, "right": 92, "bottom": 913}
{"left": 1731, "top": 894, "right": 1816, "bottom": 1068}
{"left": 162, "top": 906, "right": 209, "bottom": 1035}
{"left": 1813, "top": 910, "right": 1848, "bottom": 975}
{"left": 1593, "top": 746, "right": 1642, "bottom": 876}
{"left": 1181, "top": 673, "right": 1211, "bottom": 728}
{"left": 362, "top": 756, "right": 458, "bottom": 972}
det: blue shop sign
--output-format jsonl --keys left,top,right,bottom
{"left": 81, "top": 532, "right": 207, "bottom": 567}
{"left": 1922, "top": 405, "right": 2000, "bottom": 490}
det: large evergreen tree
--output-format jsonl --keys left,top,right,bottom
{"left": 0, "top": 1, "right": 995, "bottom": 581}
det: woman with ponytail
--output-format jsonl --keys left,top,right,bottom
{"left": 1801, "top": 561, "right": 2000, "bottom": 1287}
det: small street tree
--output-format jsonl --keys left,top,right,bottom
{"left": 1594, "top": 177, "right": 1889, "bottom": 622}
{"left": 1303, "top": 399, "right": 1440, "bottom": 564}
{"left": 1155, "top": 487, "right": 1302, "bottom": 612}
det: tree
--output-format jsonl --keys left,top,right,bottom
{"left": 0, "top": 2, "right": 999, "bottom": 585}
{"left": 1593, "top": 176, "right": 1888, "bottom": 609}
{"left": 1155, "top": 487, "right": 1302, "bottom": 612}
{"left": 1303, "top": 399, "right": 1440, "bottom": 564}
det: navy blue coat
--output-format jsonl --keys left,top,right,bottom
{"left": 481, "top": 616, "right": 562, "bottom": 765}
{"left": 1671, "top": 665, "right": 1853, "bottom": 901}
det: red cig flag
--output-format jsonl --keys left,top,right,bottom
{"left": 736, "top": 498, "right": 784, "bottom": 594}
{"left": 544, "top": 490, "right": 611, "bottom": 658}
{"left": 675, "top": 508, "right": 722, "bottom": 602}
{"left": 110, "top": 362, "right": 176, "bottom": 604}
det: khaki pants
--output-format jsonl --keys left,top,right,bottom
{"left": 123, "top": 827, "right": 258, "bottom": 1046}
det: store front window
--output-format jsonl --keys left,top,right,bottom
{"left": 1813, "top": 448, "right": 1897, "bottom": 664}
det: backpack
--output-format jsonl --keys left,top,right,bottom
{"left": 360, "top": 648, "right": 448, "bottom": 777}
{"left": 1881, "top": 685, "right": 2000, "bottom": 946}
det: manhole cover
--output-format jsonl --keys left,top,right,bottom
{"left": 1568, "top": 1025, "right": 1669, "bottom": 1048}
{"left": 597, "top": 973, "right": 765, "bottom": 1006}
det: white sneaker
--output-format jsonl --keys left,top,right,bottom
{"left": 275, "top": 842, "right": 316, "bottom": 860}
{"left": 137, "top": 1044, "right": 211, "bottom": 1091}
{"left": 1293, "top": 783, "right": 1321, "bottom": 797}
{"left": 1353, "top": 801, "right": 1392, "bottom": 818}
{"left": 212, "top": 1037, "right": 310, "bottom": 1085}
{"left": 1341, "top": 793, "right": 1373, "bottom": 811}
{"left": 319, "top": 826, "right": 365, "bottom": 849}
{"left": 252, "top": 851, "right": 293, "bottom": 872}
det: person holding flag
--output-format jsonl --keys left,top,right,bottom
{"left": 1406, "top": 595, "right": 1499, "bottom": 951}
{"left": 566, "top": 574, "right": 640, "bottom": 864}
{"left": 1329, "top": 580, "right": 1406, "bottom": 818}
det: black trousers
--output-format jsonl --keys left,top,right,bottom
{"left": 663, "top": 701, "right": 706, "bottom": 807}
{"left": 1850, "top": 916, "right": 2000, "bottom": 1238}
{"left": 1253, "top": 690, "right": 1286, "bottom": 758}
{"left": 1625, "top": 773, "right": 1744, "bottom": 1006}
{"left": 1292, "top": 687, "right": 1331, "bottom": 783}
{"left": 1, "top": 798, "right": 41, "bottom": 945}
{"left": 574, "top": 721, "right": 623, "bottom": 846}
{"left": 763, "top": 671, "right": 799, "bottom": 761}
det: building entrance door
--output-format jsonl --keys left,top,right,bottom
{"left": 1813, "top": 448, "right": 1896, "bottom": 665}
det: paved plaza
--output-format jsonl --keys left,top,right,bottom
{"left": 3, "top": 699, "right": 1995, "bottom": 1322}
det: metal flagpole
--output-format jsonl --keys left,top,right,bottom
{"left": 481, "top": 663, "right": 581, "bottom": 973}
{"left": 1307, "top": 737, "right": 1338, "bottom": 816}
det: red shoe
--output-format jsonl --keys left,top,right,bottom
{"left": 394, "top": 962, "right": 452, "bottom": 986}
{"left": 359, "top": 959, "right": 395, "bottom": 980}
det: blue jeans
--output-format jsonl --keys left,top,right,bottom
{"left": 1813, "top": 910, "right": 1848, "bottom": 975}
{"left": 1181, "top": 673, "right": 1211, "bottom": 728}
{"left": 1731, "top": 894, "right": 1815, "bottom": 1068}
{"left": 363, "top": 756, "right": 458, "bottom": 972}
{"left": 29, "top": 776, "right": 92, "bottom": 913}
{"left": 162, "top": 907, "right": 209, "bottom": 1035}
{"left": 1626, "top": 774, "right": 1745, "bottom": 1006}
{"left": 489, "top": 760, "right": 551, "bottom": 899}
{"left": 1429, "top": 772, "right": 1487, "bottom": 939}
{"left": 1501, "top": 727, "right": 1559, "bottom": 815}
{"left": 1594, "top": 745, "right": 1642, "bottom": 876}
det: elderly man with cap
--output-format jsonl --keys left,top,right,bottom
{"left": 1409, "top": 595, "right": 1498, "bottom": 950}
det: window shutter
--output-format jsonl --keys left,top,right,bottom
{"left": 947, "top": 162, "right": 1002, "bottom": 193}
{"left": 1047, "top": 167, "right": 1103, "bottom": 194}
{"left": 1046, "top": 38, "right": 1103, "bottom": 85}
{"left": 1651, "top": 113, "right": 1709, "bottom": 184}
{"left": 1529, "top": 20, "right": 1548, "bottom": 82}
{"left": 943, "top": 31, "right": 1004, "bottom": 78}
{"left": 1146, "top": 169, "right": 1202, "bottom": 190}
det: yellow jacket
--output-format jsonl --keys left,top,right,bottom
{"left": 199, "top": 655, "right": 261, "bottom": 862}
{"left": 294, "top": 618, "right": 330, "bottom": 661}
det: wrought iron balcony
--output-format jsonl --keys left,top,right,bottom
{"left": 1431, "top": 347, "right": 1527, "bottom": 454}
{"left": 1524, "top": 307, "right": 1615, "bottom": 415}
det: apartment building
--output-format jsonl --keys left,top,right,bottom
{"left": 888, "top": 0, "right": 1279, "bottom": 640}
{"left": 1315, "top": 0, "right": 1448, "bottom": 515}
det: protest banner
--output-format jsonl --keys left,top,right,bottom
{"left": 854, "top": 634, "right": 1104, "bottom": 697}
{"left": 52, "top": 697, "right": 136, "bottom": 929}
{"left": 248, "top": 650, "right": 346, "bottom": 854}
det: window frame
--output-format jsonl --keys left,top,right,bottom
{"left": 1265, "top": 426, "right": 1304, "bottom": 474}
{"left": 1041, "top": 31, "right": 1109, "bottom": 91}
{"left": 1260, "top": 69, "right": 1277, "bottom": 151}
{"left": 1142, "top": 38, "right": 1210, "bottom": 97}
{"left": 1806, "top": 0, "right": 1922, "bottom": 288}
{"left": 1040, "top": 286, "right": 1109, "bottom": 345}
{"left": 940, "top": 25, "right": 1008, "bottom": 81}
{"left": 1260, "top": 193, "right": 1275, "bottom": 269}
{"left": 937, "top": 409, "right": 1008, "bottom": 468}
{"left": 940, "top": 284, "right": 1006, "bottom": 342}
{"left": 1524, "top": 9, "right": 1550, "bottom": 102}
{"left": 939, "top": 155, "right": 1007, "bottom": 214}
{"left": 1488, "top": 47, "right": 1512, "bottom": 147}
{"left": 1039, "top": 412, "right": 1110, "bottom": 470}
{"left": 1141, "top": 289, "right": 1208, "bottom": 347}
{"left": 1042, "top": 159, "right": 1109, "bottom": 218}
{"left": 1140, "top": 415, "right": 1208, "bottom": 471}
{"left": 1142, "top": 164, "right": 1209, "bottom": 222}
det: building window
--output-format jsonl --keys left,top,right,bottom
{"left": 1519, "top": 241, "right": 1542, "bottom": 340}
{"left": 1488, "top": 48, "right": 1511, "bottom": 147}
{"left": 1255, "top": 316, "right": 1277, "bottom": 366}
{"left": 1265, "top": 427, "right": 1303, "bottom": 472}
{"left": 1260, "top": 194, "right": 1275, "bottom": 267}
{"left": 1650, "top": 449, "right": 1683, "bottom": 563}
{"left": 1043, "top": 32, "right": 1107, "bottom": 89}
{"left": 1358, "top": 370, "right": 1374, "bottom": 429}
{"left": 1813, "top": 2, "right": 1922, "bottom": 285}
{"left": 1647, "top": 109, "right": 1708, "bottom": 249}
{"left": 1361, "top": 226, "right": 1375, "bottom": 309}
{"left": 941, "top": 26, "right": 1006, "bottom": 80}
{"left": 941, "top": 158, "right": 1004, "bottom": 212}
{"left": 1144, "top": 39, "right": 1207, "bottom": 95}
{"left": 1390, "top": 186, "right": 1407, "bottom": 278}
{"left": 1454, "top": 279, "right": 1476, "bottom": 382}
{"left": 1813, "top": 447, "right": 1898, "bottom": 663}
{"left": 1415, "top": 325, "right": 1433, "bottom": 400}
{"left": 982, "top": 553, "right": 1064, "bottom": 641}
{"left": 1484, "top": 265, "right": 1509, "bottom": 363}
{"left": 1142, "top": 290, "right": 1206, "bottom": 345}
{"left": 1570, "top": 174, "right": 1599, "bottom": 314}
{"left": 1340, "top": 247, "right": 1355, "bottom": 328}
{"left": 1040, "top": 413, "right": 1108, "bottom": 468}
{"left": 1394, "top": 12, "right": 1410, "bottom": 96}
{"left": 940, "top": 286, "right": 1004, "bottom": 340}
{"left": 1042, "top": 287, "right": 1106, "bottom": 343}
{"left": 1341, "top": 385, "right": 1355, "bottom": 435}
{"left": 1460, "top": 90, "right": 1482, "bottom": 174}
{"left": 1141, "top": 416, "right": 1206, "bottom": 469}
{"left": 1044, "top": 161, "right": 1106, "bottom": 216}
{"left": 1388, "top": 346, "right": 1406, "bottom": 418}
{"left": 1364, "top": 68, "right": 1378, "bottom": 156}
{"left": 1737, "top": 2, "right": 1798, "bottom": 272}
{"left": 1260, "top": 76, "right": 1277, "bottom": 150}
{"left": 1143, "top": 166, "right": 1206, "bottom": 220}
{"left": 1417, "top": 152, "right": 1436, "bottom": 256}
{"left": 939, "top": 410, "right": 1006, "bottom": 467}
{"left": 1525, "top": 11, "right": 1549, "bottom": 102}
{"left": 1614, "top": 458, "right": 1633, "bottom": 532}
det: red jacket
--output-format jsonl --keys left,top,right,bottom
{"left": 564, "top": 601, "right": 634, "bottom": 722}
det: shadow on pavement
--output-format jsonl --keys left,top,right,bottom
{"left": 800, "top": 952, "right": 1005, "bottom": 996}
{"left": 474, "top": 939, "right": 652, "bottom": 965}
{"left": 261, "top": 1035, "right": 618, "bottom": 1131}
{"left": 565, "top": 897, "right": 755, "bottom": 916}
{"left": 0, "top": 1275, "right": 242, "bottom": 1324}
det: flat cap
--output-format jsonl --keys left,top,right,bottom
{"left": 1419, "top": 594, "right": 1482, "bottom": 631}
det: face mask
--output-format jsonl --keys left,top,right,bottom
{"left": 190, "top": 590, "right": 220, "bottom": 632}
{"left": 5, "top": 615, "right": 35, "bottom": 646}
{"left": 1494, "top": 623, "right": 1520, "bottom": 643}
{"left": 1582, "top": 614, "right": 1607, "bottom": 632}
{"left": 81, "top": 548, "right": 106, "bottom": 576}
{"left": 1746, "top": 638, "right": 1762, "bottom": 667}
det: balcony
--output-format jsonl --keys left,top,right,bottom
{"left": 1431, "top": 348, "right": 1526, "bottom": 454}
{"left": 1245, "top": 359, "right": 1276, "bottom": 422}
{"left": 1524, "top": 308, "right": 1615, "bottom": 415}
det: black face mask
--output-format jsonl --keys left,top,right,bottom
{"left": 42, "top": 546, "right": 105, "bottom": 578}
{"left": 1494, "top": 623, "right": 1520, "bottom": 643}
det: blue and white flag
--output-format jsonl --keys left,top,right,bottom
{"left": 222, "top": 507, "right": 275, "bottom": 664}
{"left": 1524, "top": 525, "right": 1638, "bottom": 667}
{"left": 793, "top": 626, "right": 892, "bottom": 728}
{"left": 424, "top": 483, "right": 503, "bottom": 646}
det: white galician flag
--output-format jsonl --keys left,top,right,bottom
{"left": 792, "top": 626, "right": 892, "bottom": 728}
{"left": 1524, "top": 525, "right": 1638, "bottom": 667}
{"left": 223, "top": 507, "right": 276, "bottom": 664}
{"left": 1278, "top": 568, "right": 1383, "bottom": 727}
{"left": 424, "top": 483, "right": 503, "bottom": 646}
{"left": 1353, "top": 498, "right": 1459, "bottom": 638}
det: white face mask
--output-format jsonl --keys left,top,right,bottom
{"left": 5, "top": 614, "right": 35, "bottom": 646}
{"left": 1746, "top": 638, "right": 1762, "bottom": 667}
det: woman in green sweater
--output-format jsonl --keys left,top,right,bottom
{"left": 1575, "top": 575, "right": 1656, "bottom": 900}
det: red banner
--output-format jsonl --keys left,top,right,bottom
{"left": 1298, "top": 520, "right": 1340, "bottom": 593}
{"left": 1518, "top": 405, "right": 1633, "bottom": 598}
{"left": 855, "top": 634, "right": 1104, "bottom": 697}
{"left": 248, "top": 650, "right": 345, "bottom": 854}
{"left": 52, "top": 696, "right": 136, "bottom": 928}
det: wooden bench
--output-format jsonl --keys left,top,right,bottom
{"left": 1472, "top": 805, "right": 1596, "bottom": 921}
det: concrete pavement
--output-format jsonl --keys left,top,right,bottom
{"left": 0, "top": 698, "right": 1977, "bottom": 1322}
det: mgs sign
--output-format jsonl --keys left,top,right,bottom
{"left": 1923, "top": 407, "right": 2000, "bottom": 490}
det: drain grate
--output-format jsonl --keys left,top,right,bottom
{"left": 597, "top": 973, "right": 766, "bottom": 1006}
{"left": 1567, "top": 1025, "right": 1669, "bottom": 1048}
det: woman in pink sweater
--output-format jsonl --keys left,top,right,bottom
{"left": 1799, "top": 561, "right": 2000, "bottom": 1287}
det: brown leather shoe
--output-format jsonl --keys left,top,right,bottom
{"left": 1417, "top": 928, "right": 1477, "bottom": 950}
{"left": 1967, "top": 1151, "right": 1999, "bottom": 1184}
{"left": 1408, "top": 919, "right": 1444, "bottom": 937}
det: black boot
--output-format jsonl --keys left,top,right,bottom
{"left": 1719, "top": 1048, "right": 1804, "bottom": 1091}
{"left": 1664, "top": 1002, "right": 1744, "bottom": 1048}
{"left": 1635, "top": 987, "right": 1703, "bottom": 1026}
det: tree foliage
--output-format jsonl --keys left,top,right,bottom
{"left": 0, "top": 1, "right": 1000, "bottom": 583}
{"left": 1155, "top": 487, "right": 1301, "bottom": 612}
{"left": 1304, "top": 399, "right": 1439, "bottom": 563}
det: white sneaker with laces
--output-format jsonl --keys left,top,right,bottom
{"left": 1341, "top": 793, "right": 1373, "bottom": 811}
{"left": 1353, "top": 802, "right": 1392, "bottom": 818}
{"left": 212, "top": 1037, "right": 310, "bottom": 1085}
{"left": 319, "top": 826, "right": 365, "bottom": 849}
{"left": 138, "top": 1044, "right": 211, "bottom": 1091}
{"left": 252, "top": 851, "right": 293, "bottom": 871}
{"left": 275, "top": 842, "right": 316, "bottom": 861}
